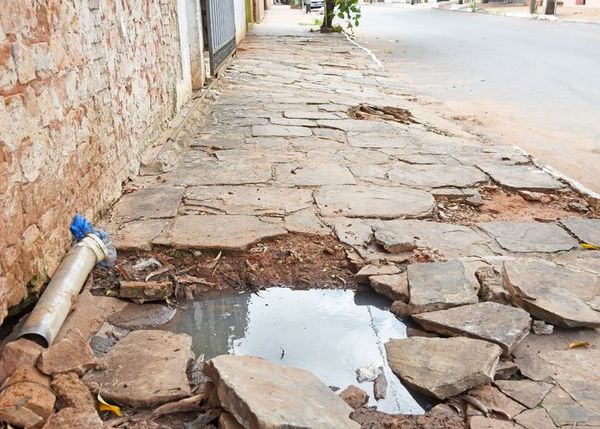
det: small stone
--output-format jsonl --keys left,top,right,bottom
{"left": 119, "top": 280, "right": 173, "bottom": 302}
{"left": 373, "top": 373, "right": 387, "bottom": 400}
{"left": 389, "top": 300, "right": 414, "bottom": 318}
{"left": 108, "top": 303, "right": 176, "bottom": 330}
{"left": 494, "top": 361, "right": 519, "bottom": 381}
{"left": 568, "top": 201, "right": 589, "bottom": 213}
{"left": 532, "top": 320, "right": 554, "bottom": 335}
{"left": 518, "top": 190, "right": 551, "bottom": 203}
{"left": 82, "top": 330, "right": 193, "bottom": 408}
{"left": 0, "top": 381, "right": 56, "bottom": 426}
{"left": 369, "top": 273, "right": 409, "bottom": 302}
{"left": 407, "top": 260, "right": 478, "bottom": 313}
{"left": 38, "top": 329, "right": 99, "bottom": 376}
{"left": 51, "top": 372, "right": 95, "bottom": 411}
{"left": 475, "top": 266, "right": 511, "bottom": 305}
{"left": 494, "top": 380, "right": 554, "bottom": 409}
{"left": 204, "top": 355, "right": 359, "bottom": 429}
{"left": 0, "top": 338, "right": 44, "bottom": 383}
{"left": 479, "top": 221, "right": 577, "bottom": 253}
{"left": 339, "top": 385, "right": 369, "bottom": 409}
{"left": 41, "top": 407, "right": 103, "bottom": 429}
{"left": 412, "top": 302, "right": 531, "bottom": 355}
{"left": 466, "top": 192, "right": 484, "bottom": 206}
{"left": 354, "top": 264, "right": 399, "bottom": 282}
{"left": 385, "top": 337, "right": 502, "bottom": 400}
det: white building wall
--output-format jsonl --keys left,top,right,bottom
{"left": 233, "top": 0, "right": 247, "bottom": 44}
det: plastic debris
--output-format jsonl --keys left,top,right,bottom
{"left": 97, "top": 394, "right": 122, "bottom": 416}
{"left": 355, "top": 364, "right": 382, "bottom": 383}
{"left": 132, "top": 257, "right": 162, "bottom": 271}
{"left": 70, "top": 214, "right": 117, "bottom": 267}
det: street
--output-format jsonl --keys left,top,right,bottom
{"left": 356, "top": 5, "right": 600, "bottom": 193}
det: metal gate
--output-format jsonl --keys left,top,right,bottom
{"left": 205, "top": 0, "right": 237, "bottom": 75}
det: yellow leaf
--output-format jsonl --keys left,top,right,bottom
{"left": 567, "top": 341, "right": 591, "bottom": 350}
{"left": 97, "top": 394, "right": 122, "bottom": 417}
{"left": 581, "top": 243, "right": 600, "bottom": 250}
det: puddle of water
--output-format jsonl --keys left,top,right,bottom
{"left": 173, "top": 287, "right": 430, "bottom": 414}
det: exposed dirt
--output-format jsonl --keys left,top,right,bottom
{"left": 434, "top": 186, "right": 600, "bottom": 226}
{"left": 92, "top": 233, "right": 356, "bottom": 303}
{"left": 348, "top": 103, "right": 419, "bottom": 125}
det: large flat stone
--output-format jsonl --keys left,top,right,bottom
{"left": 112, "top": 187, "right": 184, "bottom": 221}
{"left": 478, "top": 221, "right": 577, "bottom": 253}
{"left": 479, "top": 165, "right": 563, "bottom": 192}
{"left": 251, "top": 124, "right": 312, "bottom": 137}
{"left": 412, "top": 302, "right": 531, "bottom": 355}
{"left": 387, "top": 164, "right": 487, "bottom": 189}
{"left": 165, "top": 160, "right": 272, "bottom": 186}
{"left": 467, "top": 385, "right": 526, "bottom": 419}
{"left": 109, "top": 218, "right": 171, "bottom": 251}
{"left": 560, "top": 218, "right": 600, "bottom": 246}
{"left": 385, "top": 337, "right": 502, "bottom": 399}
{"left": 315, "top": 185, "right": 434, "bottom": 219}
{"left": 373, "top": 220, "right": 490, "bottom": 258}
{"left": 204, "top": 355, "right": 359, "bottom": 429}
{"left": 514, "top": 407, "right": 557, "bottom": 429}
{"left": 82, "top": 330, "right": 193, "bottom": 408}
{"left": 407, "top": 260, "right": 478, "bottom": 313}
{"left": 494, "top": 380, "right": 554, "bottom": 409}
{"left": 274, "top": 163, "right": 356, "bottom": 186}
{"left": 184, "top": 186, "right": 313, "bottom": 216}
{"left": 503, "top": 258, "right": 600, "bottom": 327}
{"left": 154, "top": 215, "right": 287, "bottom": 250}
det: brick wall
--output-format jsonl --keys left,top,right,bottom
{"left": 0, "top": 0, "right": 187, "bottom": 322}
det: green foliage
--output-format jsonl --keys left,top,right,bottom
{"left": 335, "top": 0, "right": 361, "bottom": 33}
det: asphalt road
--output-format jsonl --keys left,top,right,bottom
{"left": 356, "top": 5, "right": 600, "bottom": 194}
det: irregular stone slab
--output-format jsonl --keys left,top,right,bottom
{"left": 315, "top": 185, "right": 434, "bottom": 219}
{"left": 369, "top": 273, "right": 409, "bottom": 302}
{"left": 185, "top": 186, "right": 313, "bottom": 216}
{"left": 479, "top": 164, "right": 563, "bottom": 192}
{"left": 373, "top": 220, "right": 490, "bottom": 258}
{"left": 51, "top": 372, "right": 96, "bottom": 411}
{"left": 413, "top": 302, "right": 531, "bottom": 354}
{"left": 468, "top": 416, "right": 521, "bottom": 429}
{"left": 165, "top": 160, "right": 272, "bottom": 186}
{"left": 83, "top": 330, "right": 193, "bottom": 408}
{"left": 155, "top": 215, "right": 287, "bottom": 250}
{"left": 274, "top": 163, "right": 356, "bottom": 186}
{"left": 251, "top": 124, "right": 312, "bottom": 137}
{"left": 560, "top": 218, "right": 600, "bottom": 246}
{"left": 283, "top": 209, "right": 331, "bottom": 235}
{"left": 112, "top": 187, "right": 184, "bottom": 221}
{"left": 38, "top": 330, "right": 99, "bottom": 376}
{"left": 478, "top": 221, "right": 577, "bottom": 253}
{"left": 467, "top": 385, "right": 526, "bottom": 419}
{"left": 0, "top": 339, "right": 44, "bottom": 384}
{"left": 387, "top": 164, "right": 487, "bottom": 189}
{"left": 108, "top": 303, "right": 176, "bottom": 330}
{"left": 541, "top": 384, "right": 600, "bottom": 427}
{"left": 503, "top": 259, "right": 600, "bottom": 327}
{"left": 339, "top": 385, "right": 369, "bottom": 409}
{"left": 270, "top": 116, "right": 317, "bottom": 127}
{"left": 109, "top": 218, "right": 171, "bottom": 251}
{"left": 41, "top": 407, "right": 104, "bottom": 429}
{"left": 0, "top": 380, "right": 55, "bottom": 428}
{"left": 284, "top": 110, "right": 340, "bottom": 120}
{"left": 494, "top": 380, "right": 553, "bottom": 408}
{"left": 318, "top": 119, "right": 402, "bottom": 133}
{"left": 204, "top": 355, "right": 359, "bottom": 429}
{"left": 407, "top": 260, "right": 478, "bottom": 313}
{"left": 215, "top": 148, "right": 302, "bottom": 163}
{"left": 514, "top": 407, "right": 557, "bottom": 429}
{"left": 354, "top": 264, "right": 400, "bottom": 282}
{"left": 347, "top": 133, "right": 412, "bottom": 149}
{"left": 385, "top": 337, "right": 501, "bottom": 399}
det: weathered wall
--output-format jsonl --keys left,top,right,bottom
{"left": 234, "top": 0, "right": 248, "bottom": 44}
{"left": 0, "top": 0, "right": 190, "bottom": 322}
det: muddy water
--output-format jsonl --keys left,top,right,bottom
{"left": 173, "top": 287, "right": 430, "bottom": 414}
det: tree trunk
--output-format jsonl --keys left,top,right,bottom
{"left": 321, "top": 0, "right": 335, "bottom": 31}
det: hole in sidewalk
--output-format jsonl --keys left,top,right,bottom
{"left": 347, "top": 103, "right": 418, "bottom": 125}
{"left": 170, "top": 286, "right": 433, "bottom": 415}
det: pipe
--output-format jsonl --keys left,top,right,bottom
{"left": 17, "top": 234, "right": 108, "bottom": 347}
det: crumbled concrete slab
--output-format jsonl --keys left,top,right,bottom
{"left": 385, "top": 337, "right": 502, "bottom": 399}
{"left": 112, "top": 187, "right": 184, "bottom": 221}
{"left": 560, "top": 217, "right": 600, "bottom": 246}
{"left": 184, "top": 186, "right": 313, "bottom": 216}
{"left": 503, "top": 258, "right": 600, "bottom": 327}
{"left": 413, "top": 302, "right": 531, "bottom": 355}
{"left": 407, "top": 260, "right": 478, "bottom": 313}
{"left": 478, "top": 221, "right": 577, "bottom": 253}
{"left": 373, "top": 220, "right": 491, "bottom": 258}
{"left": 387, "top": 164, "right": 487, "bottom": 189}
{"left": 154, "top": 215, "right": 287, "bottom": 250}
{"left": 479, "top": 164, "right": 563, "bottom": 192}
{"left": 82, "top": 330, "right": 193, "bottom": 408}
{"left": 274, "top": 162, "right": 356, "bottom": 186}
{"left": 204, "top": 355, "right": 359, "bottom": 429}
{"left": 494, "top": 380, "right": 553, "bottom": 409}
{"left": 315, "top": 185, "right": 435, "bottom": 219}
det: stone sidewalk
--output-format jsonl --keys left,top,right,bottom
{"left": 100, "top": 6, "right": 600, "bottom": 428}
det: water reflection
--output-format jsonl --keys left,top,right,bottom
{"left": 174, "top": 287, "right": 427, "bottom": 414}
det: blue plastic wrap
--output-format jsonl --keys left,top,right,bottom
{"left": 69, "top": 214, "right": 117, "bottom": 267}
